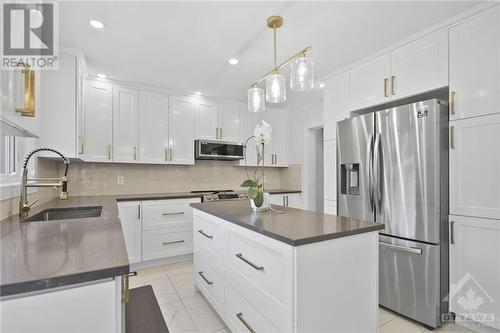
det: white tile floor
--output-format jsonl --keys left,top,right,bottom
{"left": 131, "top": 259, "right": 474, "bottom": 333}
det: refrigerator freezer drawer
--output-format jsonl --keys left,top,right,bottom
{"left": 379, "top": 235, "right": 441, "bottom": 328}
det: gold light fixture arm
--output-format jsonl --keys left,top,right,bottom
{"left": 250, "top": 46, "right": 311, "bottom": 87}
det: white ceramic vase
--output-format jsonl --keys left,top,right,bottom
{"left": 250, "top": 192, "right": 270, "bottom": 212}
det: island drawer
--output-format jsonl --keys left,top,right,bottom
{"left": 193, "top": 250, "right": 224, "bottom": 317}
{"left": 142, "top": 198, "right": 200, "bottom": 231}
{"left": 225, "top": 223, "right": 293, "bottom": 331}
{"left": 142, "top": 229, "right": 193, "bottom": 260}
{"left": 193, "top": 212, "right": 224, "bottom": 259}
{"left": 225, "top": 282, "right": 282, "bottom": 333}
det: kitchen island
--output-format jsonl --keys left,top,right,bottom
{"left": 190, "top": 200, "right": 384, "bottom": 333}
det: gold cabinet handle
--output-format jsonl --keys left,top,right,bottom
{"left": 384, "top": 78, "right": 389, "bottom": 97}
{"left": 107, "top": 145, "right": 112, "bottom": 160}
{"left": 236, "top": 313, "right": 256, "bottom": 333}
{"left": 198, "top": 271, "right": 213, "bottom": 285}
{"left": 216, "top": 127, "right": 219, "bottom": 140}
{"left": 133, "top": 146, "right": 137, "bottom": 160}
{"left": 170, "top": 148, "right": 173, "bottom": 161}
{"left": 450, "top": 91, "right": 456, "bottom": 115}
{"left": 165, "top": 148, "right": 169, "bottom": 162}
{"left": 162, "top": 240, "right": 184, "bottom": 246}
{"left": 450, "top": 126, "right": 455, "bottom": 149}
{"left": 391, "top": 76, "right": 396, "bottom": 95}
{"left": 220, "top": 127, "right": 223, "bottom": 140}
{"left": 78, "top": 137, "right": 84, "bottom": 155}
{"left": 236, "top": 253, "right": 264, "bottom": 271}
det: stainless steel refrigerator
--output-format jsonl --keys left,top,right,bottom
{"left": 337, "top": 98, "right": 449, "bottom": 328}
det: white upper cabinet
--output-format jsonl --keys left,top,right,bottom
{"left": 324, "top": 72, "right": 349, "bottom": 141}
{"left": 218, "top": 103, "right": 241, "bottom": 142}
{"left": 349, "top": 54, "right": 391, "bottom": 111}
{"left": 169, "top": 96, "right": 195, "bottom": 165}
{"left": 449, "top": 113, "right": 500, "bottom": 220}
{"left": 113, "top": 86, "right": 139, "bottom": 163}
{"left": 272, "top": 110, "right": 290, "bottom": 167}
{"left": 139, "top": 91, "right": 169, "bottom": 164}
{"left": 324, "top": 140, "right": 337, "bottom": 201}
{"left": 39, "top": 52, "right": 84, "bottom": 158}
{"left": 85, "top": 80, "right": 113, "bottom": 162}
{"left": 449, "top": 6, "right": 500, "bottom": 120}
{"left": 391, "top": 30, "right": 448, "bottom": 98}
{"left": 195, "top": 99, "right": 219, "bottom": 140}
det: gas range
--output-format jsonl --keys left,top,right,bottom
{"left": 191, "top": 190, "right": 249, "bottom": 202}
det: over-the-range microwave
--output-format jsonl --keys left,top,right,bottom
{"left": 194, "top": 140, "right": 244, "bottom": 161}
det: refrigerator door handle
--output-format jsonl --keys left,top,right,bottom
{"left": 367, "top": 134, "right": 375, "bottom": 212}
{"left": 379, "top": 241, "right": 423, "bottom": 255}
{"left": 374, "top": 133, "right": 382, "bottom": 211}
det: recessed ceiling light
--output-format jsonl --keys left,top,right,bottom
{"left": 319, "top": 82, "right": 325, "bottom": 88}
{"left": 96, "top": 73, "right": 108, "bottom": 78}
{"left": 195, "top": 91, "right": 202, "bottom": 96}
{"left": 228, "top": 58, "right": 239, "bottom": 65}
{"left": 89, "top": 20, "right": 105, "bottom": 29}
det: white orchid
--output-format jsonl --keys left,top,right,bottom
{"left": 254, "top": 120, "right": 272, "bottom": 145}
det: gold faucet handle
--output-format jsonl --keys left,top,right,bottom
{"left": 28, "top": 199, "right": 39, "bottom": 208}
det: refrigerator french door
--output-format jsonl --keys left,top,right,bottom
{"left": 337, "top": 99, "right": 448, "bottom": 328}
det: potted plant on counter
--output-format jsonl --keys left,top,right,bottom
{"left": 241, "top": 120, "right": 272, "bottom": 211}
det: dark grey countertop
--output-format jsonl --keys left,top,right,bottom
{"left": 190, "top": 201, "right": 384, "bottom": 246}
{"left": 0, "top": 195, "right": 130, "bottom": 297}
{"left": 0, "top": 189, "right": 301, "bottom": 297}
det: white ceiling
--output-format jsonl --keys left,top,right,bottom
{"left": 60, "top": 1, "right": 480, "bottom": 109}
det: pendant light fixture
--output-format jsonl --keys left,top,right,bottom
{"left": 247, "top": 16, "right": 315, "bottom": 111}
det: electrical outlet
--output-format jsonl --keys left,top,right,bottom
{"left": 117, "top": 176, "right": 124, "bottom": 185}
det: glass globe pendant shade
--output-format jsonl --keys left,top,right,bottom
{"left": 290, "top": 56, "right": 315, "bottom": 91}
{"left": 247, "top": 87, "right": 265, "bottom": 112}
{"left": 265, "top": 73, "right": 286, "bottom": 103}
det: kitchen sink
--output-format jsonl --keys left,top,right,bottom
{"left": 23, "top": 206, "right": 103, "bottom": 222}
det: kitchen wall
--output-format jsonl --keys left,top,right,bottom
{"left": 0, "top": 159, "right": 60, "bottom": 220}
{"left": 60, "top": 161, "right": 301, "bottom": 197}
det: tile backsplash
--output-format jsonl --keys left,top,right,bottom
{"left": 62, "top": 161, "right": 302, "bottom": 196}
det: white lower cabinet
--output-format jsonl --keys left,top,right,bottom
{"left": 449, "top": 215, "right": 500, "bottom": 330}
{"left": 269, "top": 193, "right": 303, "bottom": 209}
{"left": 193, "top": 209, "right": 379, "bottom": 333}
{"left": 118, "top": 197, "right": 201, "bottom": 264}
{"left": 0, "top": 278, "right": 123, "bottom": 333}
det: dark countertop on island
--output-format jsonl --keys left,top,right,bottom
{"left": 190, "top": 200, "right": 384, "bottom": 246}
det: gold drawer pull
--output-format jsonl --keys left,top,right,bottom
{"left": 162, "top": 240, "right": 184, "bottom": 245}
{"left": 162, "top": 211, "right": 185, "bottom": 216}
{"left": 236, "top": 253, "right": 264, "bottom": 271}
{"left": 236, "top": 313, "right": 256, "bottom": 333}
{"left": 198, "top": 271, "right": 213, "bottom": 285}
{"left": 450, "top": 91, "right": 456, "bottom": 115}
{"left": 391, "top": 76, "right": 396, "bottom": 95}
{"left": 384, "top": 78, "right": 389, "bottom": 97}
{"left": 198, "top": 229, "right": 213, "bottom": 239}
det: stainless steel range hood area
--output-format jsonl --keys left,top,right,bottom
{"left": 194, "top": 140, "right": 244, "bottom": 161}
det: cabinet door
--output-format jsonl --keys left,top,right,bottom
{"left": 169, "top": 96, "right": 194, "bottom": 165}
{"left": 39, "top": 53, "right": 77, "bottom": 158}
{"left": 117, "top": 201, "right": 142, "bottom": 264}
{"left": 272, "top": 111, "right": 290, "bottom": 167}
{"left": 449, "top": 215, "right": 500, "bottom": 330}
{"left": 85, "top": 80, "right": 113, "bottom": 162}
{"left": 391, "top": 30, "right": 448, "bottom": 99}
{"left": 113, "top": 86, "right": 139, "bottom": 163}
{"left": 450, "top": 114, "right": 500, "bottom": 219}
{"left": 450, "top": 6, "right": 500, "bottom": 120}
{"left": 218, "top": 103, "right": 241, "bottom": 142}
{"left": 195, "top": 100, "right": 218, "bottom": 140}
{"left": 139, "top": 91, "right": 169, "bottom": 164}
{"left": 76, "top": 56, "right": 86, "bottom": 159}
{"left": 324, "top": 72, "right": 349, "bottom": 141}
{"left": 349, "top": 54, "right": 391, "bottom": 111}
{"left": 324, "top": 140, "right": 337, "bottom": 201}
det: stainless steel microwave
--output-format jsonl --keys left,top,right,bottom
{"left": 194, "top": 140, "right": 244, "bottom": 161}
